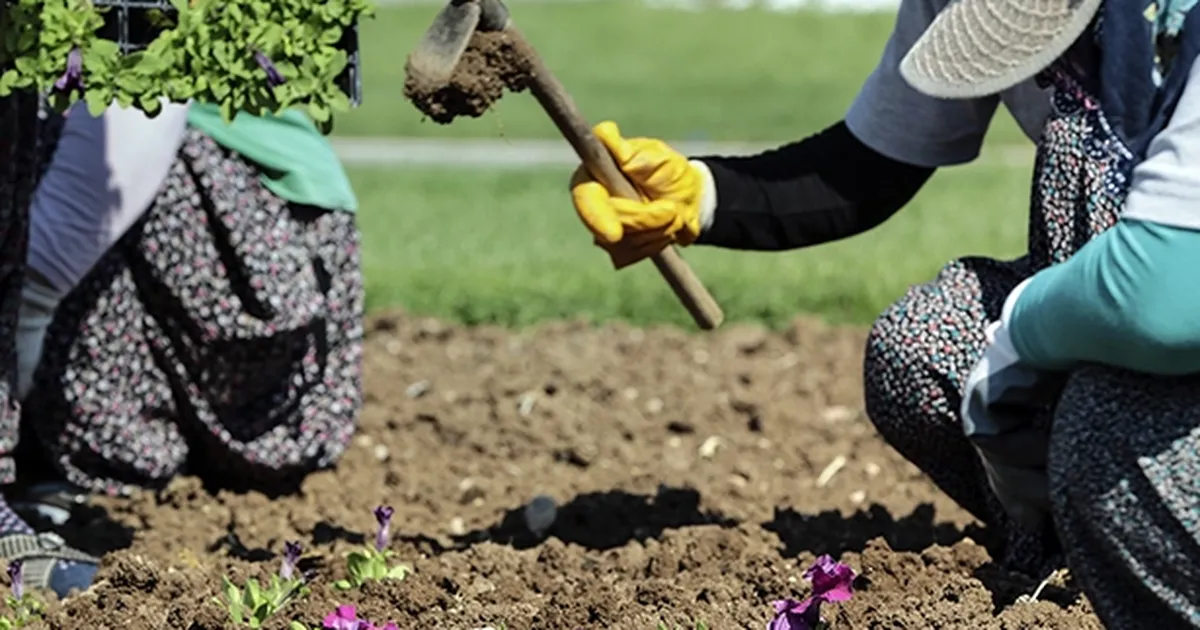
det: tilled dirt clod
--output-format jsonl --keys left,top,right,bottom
{"left": 25, "top": 313, "right": 1101, "bottom": 628}
{"left": 404, "top": 31, "right": 533, "bottom": 123}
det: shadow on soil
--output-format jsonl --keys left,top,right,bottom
{"left": 31, "top": 502, "right": 137, "bottom": 557}
{"left": 763, "top": 502, "right": 980, "bottom": 557}
{"left": 424, "top": 485, "right": 738, "bottom": 553}
{"left": 764, "top": 502, "right": 1085, "bottom": 613}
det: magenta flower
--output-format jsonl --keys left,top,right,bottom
{"left": 323, "top": 604, "right": 364, "bottom": 630}
{"left": 322, "top": 605, "right": 399, "bottom": 630}
{"left": 54, "top": 47, "right": 83, "bottom": 93}
{"left": 373, "top": 505, "right": 394, "bottom": 552}
{"left": 7, "top": 559, "right": 22, "bottom": 600}
{"left": 804, "top": 555, "right": 854, "bottom": 602}
{"left": 767, "top": 555, "right": 855, "bottom": 630}
{"left": 280, "top": 540, "right": 302, "bottom": 580}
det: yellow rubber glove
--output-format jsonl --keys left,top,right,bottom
{"left": 570, "top": 121, "right": 707, "bottom": 269}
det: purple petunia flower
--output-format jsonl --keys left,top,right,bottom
{"left": 322, "top": 605, "right": 398, "bottom": 630}
{"left": 804, "top": 555, "right": 855, "bottom": 603}
{"left": 253, "top": 50, "right": 286, "bottom": 87}
{"left": 323, "top": 604, "right": 363, "bottom": 630}
{"left": 7, "top": 559, "right": 22, "bottom": 600}
{"left": 373, "top": 505, "right": 394, "bottom": 553}
{"left": 767, "top": 555, "right": 855, "bottom": 630}
{"left": 767, "top": 598, "right": 818, "bottom": 630}
{"left": 54, "top": 47, "right": 83, "bottom": 93}
{"left": 280, "top": 540, "right": 302, "bottom": 580}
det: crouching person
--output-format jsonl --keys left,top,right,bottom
{"left": 3, "top": 99, "right": 364, "bottom": 596}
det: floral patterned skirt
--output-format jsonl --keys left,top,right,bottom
{"left": 0, "top": 93, "right": 52, "bottom": 488}
{"left": 19, "top": 129, "right": 365, "bottom": 497}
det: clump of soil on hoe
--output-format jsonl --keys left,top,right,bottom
{"left": 404, "top": 31, "right": 532, "bottom": 123}
{"left": 22, "top": 314, "right": 1103, "bottom": 628}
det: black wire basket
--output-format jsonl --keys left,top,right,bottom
{"left": 91, "top": 0, "right": 363, "bottom": 106}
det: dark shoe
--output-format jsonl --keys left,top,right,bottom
{"left": 0, "top": 532, "right": 99, "bottom": 598}
{"left": 9, "top": 482, "right": 88, "bottom": 527}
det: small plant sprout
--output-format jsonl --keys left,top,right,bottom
{"left": 215, "top": 540, "right": 312, "bottom": 628}
{"left": 321, "top": 604, "right": 399, "bottom": 630}
{"left": 767, "top": 555, "right": 856, "bottom": 630}
{"left": 333, "top": 506, "right": 411, "bottom": 591}
{"left": 656, "top": 622, "right": 709, "bottom": 630}
{"left": 0, "top": 560, "right": 44, "bottom": 628}
{"left": 1016, "top": 567, "right": 1070, "bottom": 605}
{"left": 280, "top": 541, "right": 302, "bottom": 580}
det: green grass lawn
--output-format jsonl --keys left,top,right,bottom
{"left": 353, "top": 156, "right": 1033, "bottom": 329}
{"left": 336, "top": 1, "right": 1027, "bottom": 145}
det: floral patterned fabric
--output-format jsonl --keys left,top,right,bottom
{"left": 20, "top": 129, "right": 365, "bottom": 497}
{"left": 0, "top": 93, "right": 53, "bottom": 489}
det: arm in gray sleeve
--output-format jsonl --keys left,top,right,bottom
{"left": 845, "top": 0, "right": 1003, "bottom": 167}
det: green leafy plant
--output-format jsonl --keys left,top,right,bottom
{"left": 215, "top": 541, "right": 311, "bottom": 628}
{"left": 0, "top": 0, "right": 372, "bottom": 126}
{"left": 0, "top": 561, "right": 44, "bottom": 629}
{"left": 333, "top": 506, "right": 411, "bottom": 591}
{"left": 656, "top": 623, "right": 708, "bottom": 630}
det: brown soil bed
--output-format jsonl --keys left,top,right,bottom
{"left": 23, "top": 312, "right": 1101, "bottom": 629}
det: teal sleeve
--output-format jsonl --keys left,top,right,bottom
{"left": 1006, "top": 218, "right": 1200, "bottom": 375}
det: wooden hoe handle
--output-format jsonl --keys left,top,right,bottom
{"left": 505, "top": 28, "right": 725, "bottom": 330}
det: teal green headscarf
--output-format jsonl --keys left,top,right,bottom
{"left": 187, "top": 103, "right": 358, "bottom": 213}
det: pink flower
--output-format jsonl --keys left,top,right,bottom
{"left": 323, "top": 605, "right": 401, "bottom": 630}
{"left": 767, "top": 555, "right": 855, "bottom": 630}
{"left": 768, "top": 598, "right": 818, "bottom": 630}
{"left": 323, "top": 605, "right": 364, "bottom": 630}
{"left": 803, "top": 555, "right": 855, "bottom": 603}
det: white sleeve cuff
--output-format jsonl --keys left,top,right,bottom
{"left": 690, "top": 159, "right": 718, "bottom": 234}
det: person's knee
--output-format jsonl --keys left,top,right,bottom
{"left": 1109, "top": 297, "right": 1200, "bottom": 374}
{"left": 863, "top": 297, "right": 914, "bottom": 425}
{"left": 1048, "top": 367, "right": 1200, "bottom": 626}
{"left": 862, "top": 289, "right": 963, "bottom": 432}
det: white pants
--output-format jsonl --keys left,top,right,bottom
{"left": 18, "top": 100, "right": 189, "bottom": 398}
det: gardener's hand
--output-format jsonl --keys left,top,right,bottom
{"left": 570, "top": 121, "right": 712, "bottom": 269}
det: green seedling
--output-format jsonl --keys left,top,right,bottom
{"left": 215, "top": 542, "right": 310, "bottom": 628}
{"left": 333, "top": 506, "right": 411, "bottom": 591}
{"left": 0, "top": 561, "right": 44, "bottom": 629}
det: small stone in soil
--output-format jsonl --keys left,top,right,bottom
{"left": 524, "top": 494, "right": 557, "bottom": 536}
{"left": 816, "top": 454, "right": 848, "bottom": 487}
{"left": 406, "top": 380, "right": 432, "bottom": 398}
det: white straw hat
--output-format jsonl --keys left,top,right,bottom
{"left": 899, "top": 0, "right": 1103, "bottom": 99}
